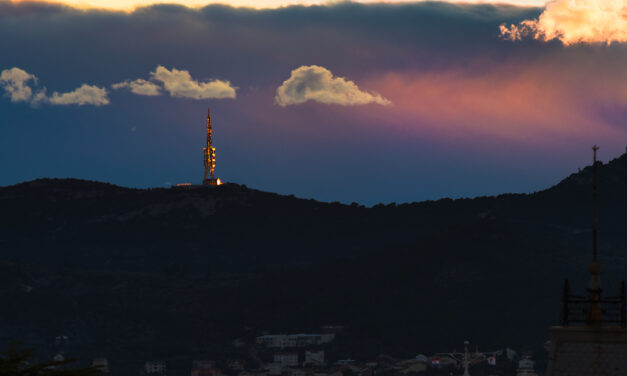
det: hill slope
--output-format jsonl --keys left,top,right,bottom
{"left": 1, "top": 152, "right": 627, "bottom": 373}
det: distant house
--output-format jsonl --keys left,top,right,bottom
{"left": 192, "top": 361, "right": 216, "bottom": 370}
{"left": 266, "top": 363, "right": 283, "bottom": 375}
{"left": 274, "top": 352, "right": 299, "bottom": 367}
{"left": 92, "top": 358, "right": 109, "bottom": 373}
{"left": 290, "top": 369, "right": 310, "bottom": 376}
{"left": 227, "top": 360, "right": 246, "bottom": 372}
{"left": 304, "top": 350, "right": 325, "bottom": 366}
{"left": 335, "top": 360, "right": 355, "bottom": 366}
{"left": 191, "top": 364, "right": 221, "bottom": 376}
{"left": 256, "top": 334, "right": 335, "bottom": 348}
{"left": 145, "top": 361, "right": 166, "bottom": 376}
{"left": 397, "top": 361, "right": 427, "bottom": 374}
{"left": 320, "top": 325, "right": 344, "bottom": 333}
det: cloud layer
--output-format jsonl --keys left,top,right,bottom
{"left": 275, "top": 65, "right": 390, "bottom": 106}
{"left": 500, "top": 0, "right": 627, "bottom": 45}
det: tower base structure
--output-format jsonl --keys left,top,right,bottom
{"left": 202, "top": 178, "right": 221, "bottom": 186}
{"left": 546, "top": 326, "right": 627, "bottom": 376}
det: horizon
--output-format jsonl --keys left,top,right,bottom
{"left": 3, "top": 146, "right": 625, "bottom": 206}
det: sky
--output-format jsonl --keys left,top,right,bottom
{"left": 1, "top": 0, "right": 627, "bottom": 205}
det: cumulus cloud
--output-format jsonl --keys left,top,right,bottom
{"left": 275, "top": 65, "right": 390, "bottom": 107}
{"left": 0, "top": 67, "right": 36, "bottom": 102}
{"left": 500, "top": 0, "right": 627, "bottom": 45}
{"left": 150, "top": 66, "right": 236, "bottom": 99}
{"left": 112, "top": 79, "right": 161, "bottom": 96}
{"left": 1, "top": 67, "right": 109, "bottom": 106}
{"left": 49, "top": 84, "right": 110, "bottom": 106}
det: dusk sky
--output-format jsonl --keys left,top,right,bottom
{"left": 2, "top": 0, "right": 627, "bottom": 205}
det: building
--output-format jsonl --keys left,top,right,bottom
{"left": 545, "top": 147, "right": 627, "bottom": 376}
{"left": 266, "top": 363, "right": 283, "bottom": 375}
{"left": 274, "top": 352, "right": 299, "bottom": 367}
{"left": 191, "top": 361, "right": 221, "bottom": 376}
{"left": 227, "top": 360, "right": 246, "bottom": 372}
{"left": 304, "top": 350, "right": 325, "bottom": 366}
{"left": 145, "top": 361, "right": 166, "bottom": 375}
{"left": 192, "top": 361, "right": 216, "bottom": 370}
{"left": 191, "top": 369, "right": 221, "bottom": 376}
{"left": 256, "top": 334, "right": 335, "bottom": 348}
{"left": 92, "top": 358, "right": 109, "bottom": 373}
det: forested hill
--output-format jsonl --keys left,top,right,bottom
{"left": 0, "top": 152, "right": 626, "bottom": 372}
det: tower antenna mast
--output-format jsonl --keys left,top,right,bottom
{"left": 587, "top": 145, "right": 602, "bottom": 326}
{"left": 592, "top": 145, "right": 599, "bottom": 261}
{"left": 203, "top": 107, "right": 219, "bottom": 186}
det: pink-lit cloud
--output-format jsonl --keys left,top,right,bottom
{"left": 365, "top": 60, "right": 627, "bottom": 142}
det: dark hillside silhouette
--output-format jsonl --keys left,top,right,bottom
{"left": 1, "top": 152, "right": 627, "bottom": 374}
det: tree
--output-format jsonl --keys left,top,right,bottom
{"left": 0, "top": 343, "right": 102, "bottom": 376}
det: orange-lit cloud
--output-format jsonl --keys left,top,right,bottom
{"left": 500, "top": 0, "right": 627, "bottom": 45}
{"left": 8, "top": 0, "right": 547, "bottom": 11}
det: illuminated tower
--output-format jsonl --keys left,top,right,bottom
{"left": 203, "top": 107, "right": 220, "bottom": 186}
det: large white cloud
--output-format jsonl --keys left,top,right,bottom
{"left": 112, "top": 79, "right": 161, "bottom": 96}
{"left": 500, "top": 0, "right": 627, "bottom": 45}
{"left": 275, "top": 65, "right": 390, "bottom": 107}
{"left": 0, "top": 67, "right": 36, "bottom": 103}
{"left": 150, "top": 66, "right": 237, "bottom": 99}
{"left": 48, "top": 84, "right": 110, "bottom": 106}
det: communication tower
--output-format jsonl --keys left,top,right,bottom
{"left": 545, "top": 146, "right": 627, "bottom": 376}
{"left": 203, "top": 107, "right": 220, "bottom": 186}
